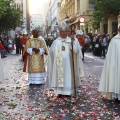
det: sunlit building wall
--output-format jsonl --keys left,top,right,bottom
{"left": 60, "top": 0, "right": 95, "bottom": 34}
{"left": 30, "top": 14, "right": 43, "bottom": 32}
{"left": 60, "top": 0, "right": 120, "bottom": 36}
{"left": 43, "top": 1, "right": 51, "bottom": 36}
{"left": 50, "top": 0, "right": 60, "bottom": 37}
{"left": 26, "top": 0, "right": 30, "bottom": 34}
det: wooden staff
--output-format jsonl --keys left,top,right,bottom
{"left": 71, "top": 35, "right": 76, "bottom": 97}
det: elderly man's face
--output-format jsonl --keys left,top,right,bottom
{"left": 60, "top": 30, "right": 68, "bottom": 38}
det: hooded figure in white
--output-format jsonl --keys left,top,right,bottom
{"left": 98, "top": 24, "right": 120, "bottom": 101}
{"left": 45, "top": 21, "right": 84, "bottom": 96}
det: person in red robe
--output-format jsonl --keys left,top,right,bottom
{"left": 0, "top": 41, "right": 7, "bottom": 58}
{"left": 76, "top": 30, "right": 85, "bottom": 61}
{"left": 20, "top": 34, "right": 29, "bottom": 61}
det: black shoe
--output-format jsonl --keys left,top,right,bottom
{"left": 1, "top": 56, "right": 7, "bottom": 58}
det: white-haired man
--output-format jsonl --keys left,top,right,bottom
{"left": 46, "top": 21, "right": 84, "bottom": 97}
{"left": 98, "top": 24, "right": 120, "bottom": 103}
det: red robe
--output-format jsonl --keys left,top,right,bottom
{"left": 0, "top": 44, "right": 5, "bottom": 51}
{"left": 77, "top": 37, "right": 85, "bottom": 50}
{"left": 20, "top": 37, "right": 29, "bottom": 51}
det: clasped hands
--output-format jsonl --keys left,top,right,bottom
{"left": 32, "top": 48, "right": 40, "bottom": 54}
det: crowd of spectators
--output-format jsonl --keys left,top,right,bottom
{"left": 0, "top": 31, "right": 117, "bottom": 59}
{"left": 0, "top": 35, "right": 14, "bottom": 58}
{"left": 82, "top": 32, "right": 117, "bottom": 59}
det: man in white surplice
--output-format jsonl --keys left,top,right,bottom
{"left": 98, "top": 24, "right": 120, "bottom": 102}
{"left": 23, "top": 29, "right": 48, "bottom": 85}
{"left": 46, "top": 21, "right": 84, "bottom": 96}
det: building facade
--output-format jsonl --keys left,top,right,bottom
{"left": 100, "top": 15, "right": 120, "bottom": 37}
{"left": 30, "top": 14, "right": 43, "bottom": 32}
{"left": 59, "top": 0, "right": 120, "bottom": 36}
{"left": 60, "top": 0, "right": 94, "bottom": 34}
{"left": 45, "top": 0, "right": 120, "bottom": 36}
{"left": 50, "top": 0, "right": 60, "bottom": 37}
{"left": 43, "top": 1, "right": 51, "bottom": 36}
{"left": 26, "top": 0, "right": 30, "bottom": 34}
{"left": 8, "top": 0, "right": 27, "bottom": 37}
{"left": 14, "top": 0, "right": 27, "bottom": 34}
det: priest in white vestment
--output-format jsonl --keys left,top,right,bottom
{"left": 98, "top": 24, "right": 120, "bottom": 102}
{"left": 46, "top": 21, "right": 84, "bottom": 96}
{"left": 0, "top": 53, "right": 4, "bottom": 81}
{"left": 23, "top": 29, "right": 48, "bottom": 85}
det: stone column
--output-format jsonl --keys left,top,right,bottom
{"left": 108, "top": 17, "right": 112, "bottom": 37}
{"left": 92, "top": 24, "right": 95, "bottom": 33}
{"left": 88, "top": 24, "right": 91, "bottom": 33}
{"left": 83, "top": 26, "right": 87, "bottom": 35}
{"left": 86, "top": 0, "right": 89, "bottom": 9}
{"left": 80, "top": 25, "right": 84, "bottom": 31}
{"left": 75, "top": 0, "right": 77, "bottom": 13}
{"left": 100, "top": 20, "right": 105, "bottom": 34}
{"left": 76, "top": 23, "right": 80, "bottom": 31}
{"left": 118, "top": 14, "right": 120, "bottom": 25}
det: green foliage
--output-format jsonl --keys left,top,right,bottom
{"left": 0, "top": 0, "right": 22, "bottom": 31}
{"left": 93, "top": 0, "right": 120, "bottom": 21}
{"left": 91, "top": 0, "right": 120, "bottom": 29}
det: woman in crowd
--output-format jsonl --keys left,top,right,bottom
{"left": 94, "top": 34, "right": 102, "bottom": 56}
{"left": 8, "top": 36, "right": 13, "bottom": 53}
{"left": 101, "top": 34, "right": 107, "bottom": 59}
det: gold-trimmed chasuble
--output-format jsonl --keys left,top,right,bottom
{"left": 23, "top": 38, "right": 48, "bottom": 73}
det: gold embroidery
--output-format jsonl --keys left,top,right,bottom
{"left": 56, "top": 44, "right": 64, "bottom": 87}
{"left": 24, "top": 38, "right": 47, "bottom": 73}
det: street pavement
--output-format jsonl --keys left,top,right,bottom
{"left": 0, "top": 50, "right": 120, "bottom": 120}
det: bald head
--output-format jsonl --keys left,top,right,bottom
{"left": 32, "top": 29, "right": 39, "bottom": 38}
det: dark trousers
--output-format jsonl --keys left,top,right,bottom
{"left": 82, "top": 49, "right": 84, "bottom": 60}
{"left": 16, "top": 47, "right": 21, "bottom": 54}
{"left": 92, "top": 43, "right": 95, "bottom": 55}
{"left": 102, "top": 46, "right": 106, "bottom": 57}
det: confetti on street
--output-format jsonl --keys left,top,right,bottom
{"left": 0, "top": 53, "right": 120, "bottom": 120}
